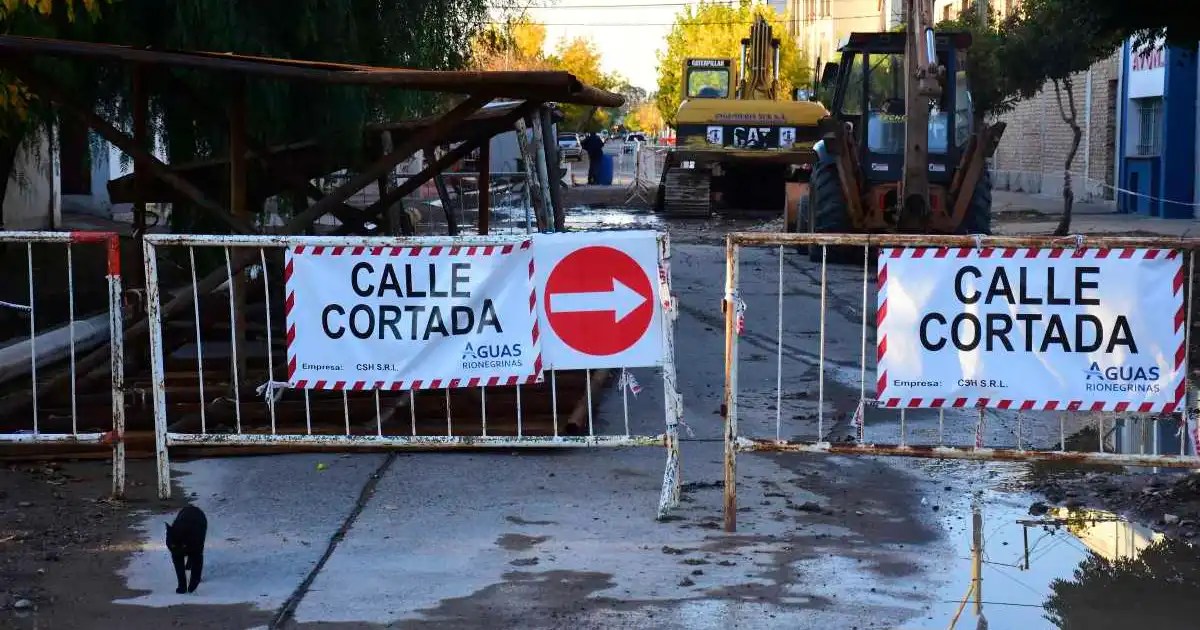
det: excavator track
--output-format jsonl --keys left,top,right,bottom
{"left": 661, "top": 167, "right": 712, "bottom": 217}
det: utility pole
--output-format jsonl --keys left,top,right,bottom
{"left": 978, "top": 0, "right": 989, "bottom": 28}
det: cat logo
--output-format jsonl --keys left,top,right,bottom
{"left": 732, "top": 126, "right": 773, "bottom": 148}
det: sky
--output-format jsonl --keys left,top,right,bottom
{"left": 525, "top": 0, "right": 776, "bottom": 93}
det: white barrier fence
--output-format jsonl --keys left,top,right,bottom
{"left": 0, "top": 231, "right": 126, "bottom": 497}
{"left": 721, "top": 232, "right": 1200, "bottom": 531}
{"left": 142, "top": 231, "right": 682, "bottom": 517}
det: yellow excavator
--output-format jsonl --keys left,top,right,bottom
{"left": 654, "top": 15, "right": 828, "bottom": 221}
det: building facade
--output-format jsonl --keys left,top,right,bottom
{"left": 934, "top": 0, "right": 1120, "bottom": 205}
{"left": 1115, "top": 38, "right": 1198, "bottom": 218}
{"left": 2, "top": 130, "right": 60, "bottom": 230}
{"left": 787, "top": 0, "right": 887, "bottom": 70}
{"left": 989, "top": 53, "right": 1121, "bottom": 204}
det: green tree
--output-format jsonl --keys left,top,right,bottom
{"left": 938, "top": 0, "right": 1200, "bottom": 234}
{"left": 1001, "top": 0, "right": 1123, "bottom": 235}
{"left": 1044, "top": 537, "right": 1200, "bottom": 629}
{"left": 655, "top": 0, "right": 808, "bottom": 126}
{"left": 58, "top": 0, "right": 493, "bottom": 232}
{"left": 0, "top": 0, "right": 107, "bottom": 215}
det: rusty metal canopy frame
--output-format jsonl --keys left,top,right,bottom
{"left": 0, "top": 35, "right": 624, "bottom": 107}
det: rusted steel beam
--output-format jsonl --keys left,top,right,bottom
{"left": 132, "top": 64, "right": 149, "bottom": 241}
{"left": 736, "top": 438, "right": 1200, "bottom": 469}
{"left": 428, "top": 148, "right": 459, "bottom": 236}
{"left": 0, "top": 36, "right": 625, "bottom": 107}
{"left": 338, "top": 100, "right": 541, "bottom": 233}
{"left": 539, "top": 107, "right": 565, "bottom": 232}
{"left": 229, "top": 80, "right": 251, "bottom": 390}
{"left": 477, "top": 140, "right": 491, "bottom": 235}
{"left": 164, "top": 74, "right": 368, "bottom": 233}
{"left": 2, "top": 61, "right": 255, "bottom": 234}
{"left": 513, "top": 117, "right": 545, "bottom": 232}
{"left": 283, "top": 95, "right": 488, "bottom": 233}
{"left": 729, "top": 232, "right": 1200, "bottom": 249}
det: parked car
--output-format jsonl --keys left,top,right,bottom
{"left": 558, "top": 133, "right": 583, "bottom": 161}
{"left": 623, "top": 133, "right": 646, "bottom": 154}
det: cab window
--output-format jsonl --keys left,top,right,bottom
{"left": 687, "top": 68, "right": 730, "bottom": 98}
{"left": 838, "top": 53, "right": 863, "bottom": 116}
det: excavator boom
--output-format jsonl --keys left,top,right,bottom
{"left": 902, "top": 0, "right": 943, "bottom": 220}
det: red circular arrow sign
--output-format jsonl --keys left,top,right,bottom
{"left": 544, "top": 245, "right": 654, "bottom": 356}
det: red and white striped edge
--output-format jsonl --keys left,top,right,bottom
{"left": 290, "top": 243, "right": 521, "bottom": 257}
{"left": 875, "top": 246, "right": 1186, "bottom": 414}
{"left": 283, "top": 239, "right": 543, "bottom": 390}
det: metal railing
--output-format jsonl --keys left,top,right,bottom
{"left": 142, "top": 232, "right": 682, "bottom": 518}
{"left": 721, "top": 232, "right": 1200, "bottom": 531}
{"left": 0, "top": 231, "right": 125, "bottom": 497}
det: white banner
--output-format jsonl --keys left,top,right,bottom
{"left": 285, "top": 241, "right": 541, "bottom": 390}
{"left": 876, "top": 247, "right": 1185, "bottom": 412}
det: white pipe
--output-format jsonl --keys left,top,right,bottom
{"left": 1195, "top": 43, "right": 1200, "bottom": 218}
{"left": 1115, "top": 43, "right": 1125, "bottom": 208}
{"left": 0, "top": 314, "right": 108, "bottom": 386}
{"left": 1084, "top": 69, "right": 1093, "bottom": 200}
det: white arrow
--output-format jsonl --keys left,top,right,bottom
{"left": 549, "top": 278, "right": 648, "bottom": 323}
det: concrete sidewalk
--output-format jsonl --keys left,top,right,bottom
{"left": 992, "top": 190, "right": 1200, "bottom": 238}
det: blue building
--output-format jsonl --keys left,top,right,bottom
{"left": 1117, "top": 38, "right": 1198, "bottom": 218}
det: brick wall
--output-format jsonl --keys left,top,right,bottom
{"left": 990, "top": 51, "right": 1121, "bottom": 205}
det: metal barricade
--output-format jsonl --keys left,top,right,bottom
{"left": 722, "top": 232, "right": 1200, "bottom": 531}
{"left": 142, "top": 232, "right": 682, "bottom": 518}
{"left": 0, "top": 231, "right": 125, "bottom": 497}
{"left": 626, "top": 145, "right": 667, "bottom": 205}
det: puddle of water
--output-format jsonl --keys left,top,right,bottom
{"left": 902, "top": 462, "right": 1198, "bottom": 629}
{"left": 565, "top": 206, "right": 664, "bottom": 231}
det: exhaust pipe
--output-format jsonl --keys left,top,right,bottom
{"left": 772, "top": 38, "right": 780, "bottom": 84}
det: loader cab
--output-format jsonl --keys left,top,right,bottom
{"left": 683, "top": 58, "right": 733, "bottom": 100}
{"left": 826, "top": 31, "right": 974, "bottom": 186}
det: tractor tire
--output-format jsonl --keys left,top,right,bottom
{"left": 961, "top": 168, "right": 993, "bottom": 235}
{"left": 809, "top": 161, "right": 850, "bottom": 262}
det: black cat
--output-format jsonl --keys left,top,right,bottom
{"left": 165, "top": 505, "right": 207, "bottom": 594}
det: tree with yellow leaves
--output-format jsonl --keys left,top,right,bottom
{"left": 626, "top": 101, "right": 665, "bottom": 135}
{"left": 655, "top": 0, "right": 809, "bottom": 126}
{"left": 471, "top": 16, "right": 552, "bottom": 72}
{"left": 548, "top": 36, "right": 622, "bottom": 132}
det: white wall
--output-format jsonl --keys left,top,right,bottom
{"left": 2, "top": 129, "right": 60, "bottom": 230}
{"left": 62, "top": 132, "right": 113, "bottom": 218}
